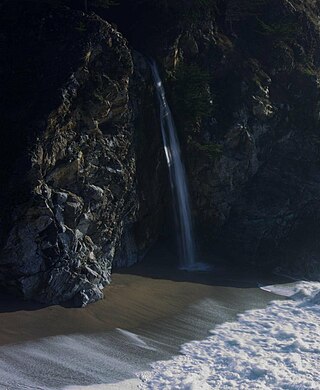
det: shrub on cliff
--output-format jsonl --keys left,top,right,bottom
{"left": 169, "top": 64, "right": 214, "bottom": 129}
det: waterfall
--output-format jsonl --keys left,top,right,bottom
{"left": 150, "top": 61, "right": 196, "bottom": 269}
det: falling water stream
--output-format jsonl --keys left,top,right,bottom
{"left": 150, "top": 61, "right": 196, "bottom": 269}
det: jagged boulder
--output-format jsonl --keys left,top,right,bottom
{"left": 0, "top": 1, "right": 137, "bottom": 306}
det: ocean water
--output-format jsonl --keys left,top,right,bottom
{"left": 140, "top": 281, "right": 320, "bottom": 389}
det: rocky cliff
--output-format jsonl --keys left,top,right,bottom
{"left": 113, "top": 0, "right": 320, "bottom": 276}
{"left": 1, "top": 0, "right": 320, "bottom": 305}
{"left": 0, "top": 1, "right": 140, "bottom": 306}
{"left": 180, "top": 0, "right": 320, "bottom": 276}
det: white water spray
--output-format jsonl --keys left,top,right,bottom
{"left": 150, "top": 61, "right": 196, "bottom": 269}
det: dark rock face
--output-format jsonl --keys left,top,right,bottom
{"left": 113, "top": 52, "right": 169, "bottom": 269}
{"left": 131, "top": 0, "right": 320, "bottom": 277}
{"left": 1, "top": 0, "right": 320, "bottom": 306}
{"left": 0, "top": 2, "right": 137, "bottom": 306}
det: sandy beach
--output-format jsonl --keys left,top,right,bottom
{"left": 0, "top": 260, "right": 288, "bottom": 346}
{"left": 0, "top": 256, "right": 292, "bottom": 389}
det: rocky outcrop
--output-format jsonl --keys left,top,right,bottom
{"left": 113, "top": 52, "right": 169, "bottom": 268}
{"left": 189, "top": 1, "right": 320, "bottom": 277}
{"left": 0, "top": 1, "right": 138, "bottom": 306}
{"left": 171, "top": 0, "right": 320, "bottom": 276}
{"left": 1, "top": 0, "right": 320, "bottom": 306}
{"left": 112, "top": 0, "right": 320, "bottom": 277}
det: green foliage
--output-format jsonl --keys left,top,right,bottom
{"left": 170, "top": 64, "right": 214, "bottom": 127}
{"left": 298, "top": 64, "right": 318, "bottom": 77}
{"left": 256, "top": 18, "right": 299, "bottom": 40}
{"left": 188, "top": 139, "right": 223, "bottom": 161}
{"left": 75, "top": 20, "right": 87, "bottom": 32}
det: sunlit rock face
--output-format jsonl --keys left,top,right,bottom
{"left": 0, "top": 1, "right": 138, "bottom": 306}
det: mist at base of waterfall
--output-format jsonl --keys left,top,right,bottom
{"left": 179, "top": 262, "right": 212, "bottom": 272}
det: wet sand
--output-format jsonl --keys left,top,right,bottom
{"left": 0, "top": 259, "right": 292, "bottom": 389}
{"left": 0, "top": 264, "right": 288, "bottom": 346}
{"left": 0, "top": 272, "right": 233, "bottom": 346}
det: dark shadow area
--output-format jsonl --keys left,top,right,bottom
{"left": 117, "top": 239, "right": 296, "bottom": 289}
{"left": 0, "top": 240, "right": 295, "bottom": 315}
{"left": 0, "top": 289, "right": 50, "bottom": 314}
{"left": 0, "top": 288, "right": 98, "bottom": 313}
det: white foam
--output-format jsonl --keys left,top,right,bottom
{"left": 66, "top": 379, "right": 139, "bottom": 390}
{"left": 139, "top": 281, "right": 320, "bottom": 389}
{"left": 0, "top": 331, "right": 156, "bottom": 389}
{"left": 116, "top": 329, "right": 157, "bottom": 351}
{"left": 259, "top": 281, "right": 303, "bottom": 296}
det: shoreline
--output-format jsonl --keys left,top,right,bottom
{"left": 0, "top": 265, "right": 288, "bottom": 347}
{"left": 0, "top": 264, "right": 294, "bottom": 389}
